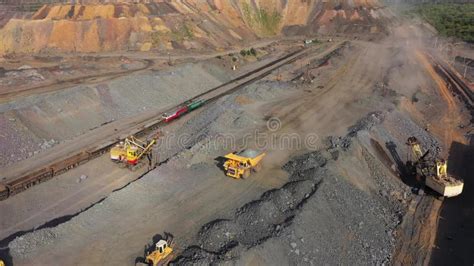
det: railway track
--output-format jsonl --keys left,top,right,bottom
{"left": 0, "top": 43, "right": 339, "bottom": 201}
{"left": 430, "top": 54, "right": 474, "bottom": 109}
{"left": 0, "top": 59, "right": 155, "bottom": 103}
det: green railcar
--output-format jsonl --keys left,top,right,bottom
{"left": 187, "top": 99, "right": 206, "bottom": 111}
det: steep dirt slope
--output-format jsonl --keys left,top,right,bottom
{"left": 0, "top": 0, "right": 393, "bottom": 55}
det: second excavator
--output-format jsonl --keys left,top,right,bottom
{"left": 406, "top": 137, "right": 463, "bottom": 198}
{"left": 110, "top": 133, "right": 160, "bottom": 171}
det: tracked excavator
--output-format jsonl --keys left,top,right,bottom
{"left": 110, "top": 133, "right": 160, "bottom": 171}
{"left": 406, "top": 137, "right": 463, "bottom": 197}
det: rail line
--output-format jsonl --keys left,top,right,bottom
{"left": 0, "top": 59, "right": 155, "bottom": 103}
{"left": 0, "top": 43, "right": 335, "bottom": 201}
{"left": 429, "top": 53, "right": 474, "bottom": 109}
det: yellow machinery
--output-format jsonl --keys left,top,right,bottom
{"left": 145, "top": 234, "right": 174, "bottom": 266}
{"left": 406, "top": 137, "right": 463, "bottom": 197}
{"left": 223, "top": 149, "right": 265, "bottom": 179}
{"left": 407, "top": 136, "right": 423, "bottom": 161}
{"left": 110, "top": 134, "right": 159, "bottom": 171}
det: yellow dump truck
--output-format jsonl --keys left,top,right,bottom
{"left": 223, "top": 149, "right": 265, "bottom": 179}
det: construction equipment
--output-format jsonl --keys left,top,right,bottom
{"left": 406, "top": 137, "right": 463, "bottom": 197}
{"left": 110, "top": 134, "right": 159, "bottom": 171}
{"left": 223, "top": 149, "right": 265, "bottom": 179}
{"left": 145, "top": 233, "right": 174, "bottom": 266}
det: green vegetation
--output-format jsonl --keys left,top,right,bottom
{"left": 240, "top": 48, "right": 257, "bottom": 57}
{"left": 242, "top": 2, "right": 282, "bottom": 36}
{"left": 413, "top": 3, "right": 474, "bottom": 43}
{"left": 150, "top": 22, "right": 195, "bottom": 47}
{"left": 171, "top": 23, "right": 194, "bottom": 41}
{"left": 151, "top": 32, "right": 161, "bottom": 47}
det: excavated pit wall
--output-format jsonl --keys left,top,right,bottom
{"left": 0, "top": 0, "right": 393, "bottom": 55}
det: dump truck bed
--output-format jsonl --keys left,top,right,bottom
{"left": 224, "top": 150, "right": 265, "bottom": 164}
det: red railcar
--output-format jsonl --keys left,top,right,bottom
{"left": 162, "top": 106, "right": 189, "bottom": 123}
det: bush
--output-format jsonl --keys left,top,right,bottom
{"left": 250, "top": 48, "right": 257, "bottom": 56}
{"left": 414, "top": 3, "right": 474, "bottom": 43}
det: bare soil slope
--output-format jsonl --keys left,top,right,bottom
{"left": 0, "top": 0, "right": 393, "bottom": 55}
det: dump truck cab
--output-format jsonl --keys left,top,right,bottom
{"left": 223, "top": 149, "right": 265, "bottom": 179}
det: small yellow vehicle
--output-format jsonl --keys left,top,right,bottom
{"left": 223, "top": 149, "right": 265, "bottom": 179}
{"left": 145, "top": 234, "right": 174, "bottom": 266}
{"left": 110, "top": 134, "right": 159, "bottom": 171}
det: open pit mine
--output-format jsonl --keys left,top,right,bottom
{"left": 0, "top": 0, "right": 472, "bottom": 265}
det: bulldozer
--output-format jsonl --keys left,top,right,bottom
{"left": 223, "top": 149, "right": 265, "bottom": 179}
{"left": 406, "top": 137, "right": 463, "bottom": 197}
{"left": 110, "top": 133, "right": 160, "bottom": 171}
{"left": 145, "top": 233, "right": 174, "bottom": 266}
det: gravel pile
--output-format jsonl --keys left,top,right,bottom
{"left": 0, "top": 115, "right": 44, "bottom": 168}
{"left": 377, "top": 110, "right": 441, "bottom": 159}
{"left": 8, "top": 231, "right": 57, "bottom": 259}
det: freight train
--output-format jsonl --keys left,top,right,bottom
{"left": 0, "top": 99, "right": 207, "bottom": 201}
{"left": 162, "top": 99, "right": 206, "bottom": 123}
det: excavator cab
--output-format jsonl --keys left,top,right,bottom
{"left": 126, "top": 146, "right": 139, "bottom": 165}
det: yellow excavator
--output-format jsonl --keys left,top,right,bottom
{"left": 223, "top": 149, "right": 265, "bottom": 179}
{"left": 406, "top": 137, "right": 463, "bottom": 197}
{"left": 145, "top": 233, "right": 174, "bottom": 266}
{"left": 110, "top": 133, "right": 160, "bottom": 171}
